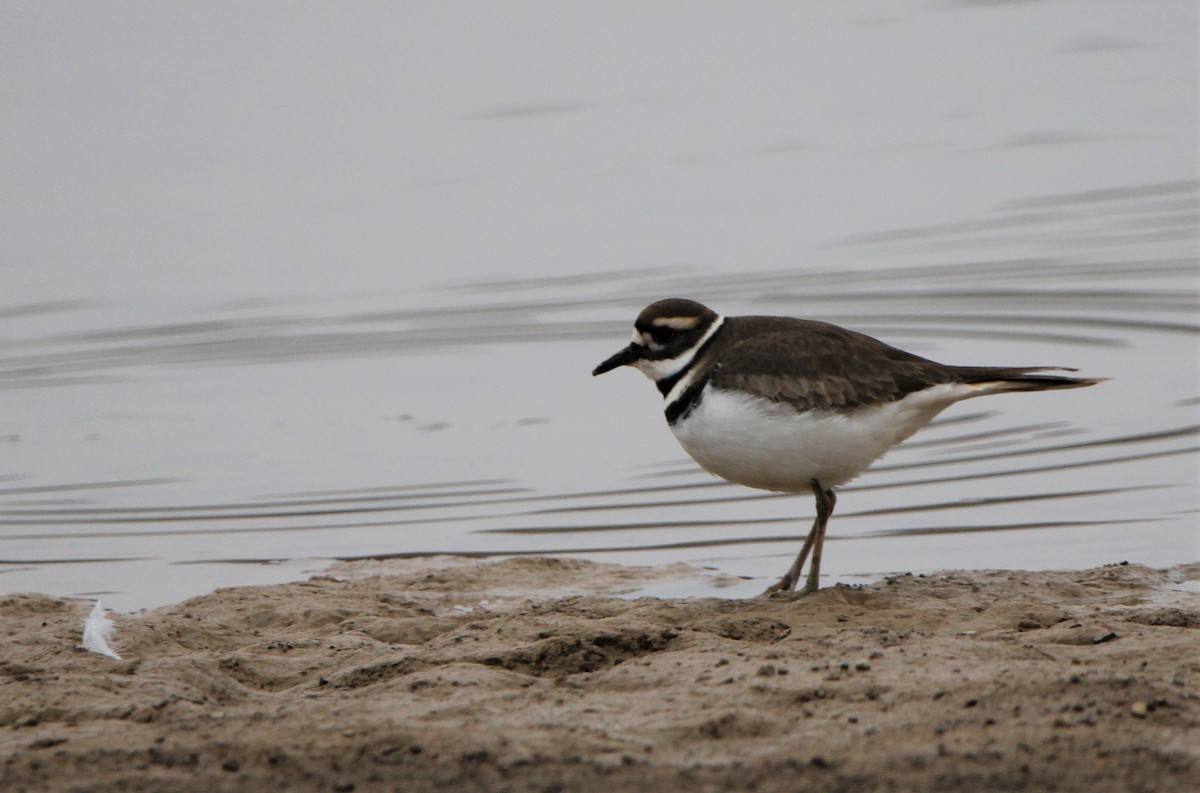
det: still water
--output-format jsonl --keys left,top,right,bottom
{"left": 2, "top": 3, "right": 1197, "bottom": 610}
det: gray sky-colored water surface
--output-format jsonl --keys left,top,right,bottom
{"left": 2, "top": 2, "right": 1198, "bottom": 610}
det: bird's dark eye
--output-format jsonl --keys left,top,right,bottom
{"left": 650, "top": 326, "right": 678, "bottom": 345}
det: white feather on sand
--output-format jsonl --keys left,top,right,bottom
{"left": 81, "top": 600, "right": 121, "bottom": 660}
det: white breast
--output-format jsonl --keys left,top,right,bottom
{"left": 670, "top": 383, "right": 975, "bottom": 492}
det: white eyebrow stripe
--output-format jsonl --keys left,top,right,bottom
{"left": 652, "top": 316, "right": 701, "bottom": 330}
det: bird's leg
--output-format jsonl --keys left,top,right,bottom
{"left": 761, "top": 514, "right": 820, "bottom": 595}
{"left": 801, "top": 483, "right": 836, "bottom": 594}
{"left": 761, "top": 480, "right": 835, "bottom": 595}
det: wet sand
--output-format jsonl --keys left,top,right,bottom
{"left": 2, "top": 558, "right": 1197, "bottom": 792}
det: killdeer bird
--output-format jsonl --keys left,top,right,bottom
{"left": 592, "top": 299, "right": 1100, "bottom": 595}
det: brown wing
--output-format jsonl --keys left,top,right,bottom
{"left": 706, "top": 317, "right": 956, "bottom": 411}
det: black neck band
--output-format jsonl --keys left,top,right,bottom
{"left": 665, "top": 374, "right": 710, "bottom": 426}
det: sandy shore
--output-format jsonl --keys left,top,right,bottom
{"left": 1, "top": 558, "right": 1197, "bottom": 792}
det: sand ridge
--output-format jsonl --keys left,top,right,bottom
{"left": 1, "top": 558, "right": 1197, "bottom": 792}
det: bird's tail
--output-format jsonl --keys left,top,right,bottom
{"left": 952, "top": 366, "right": 1105, "bottom": 394}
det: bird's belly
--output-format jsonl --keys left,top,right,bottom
{"left": 670, "top": 385, "right": 963, "bottom": 492}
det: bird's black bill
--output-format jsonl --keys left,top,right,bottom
{"left": 592, "top": 344, "right": 643, "bottom": 376}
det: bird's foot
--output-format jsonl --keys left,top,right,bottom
{"left": 761, "top": 574, "right": 823, "bottom": 597}
{"left": 760, "top": 575, "right": 803, "bottom": 597}
{"left": 759, "top": 577, "right": 789, "bottom": 596}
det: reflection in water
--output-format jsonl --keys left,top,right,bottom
{"left": 1, "top": 183, "right": 1198, "bottom": 608}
